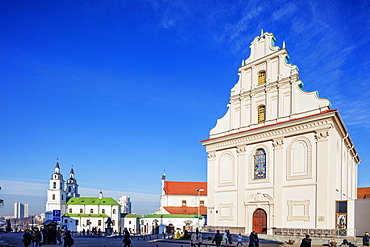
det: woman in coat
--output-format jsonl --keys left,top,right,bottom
{"left": 22, "top": 229, "right": 32, "bottom": 247}
{"left": 122, "top": 228, "right": 131, "bottom": 247}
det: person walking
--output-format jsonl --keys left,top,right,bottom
{"left": 363, "top": 232, "right": 370, "bottom": 247}
{"left": 191, "top": 228, "right": 202, "bottom": 247}
{"left": 32, "top": 228, "right": 42, "bottom": 247}
{"left": 249, "top": 231, "right": 256, "bottom": 247}
{"left": 63, "top": 230, "right": 74, "bottom": 247}
{"left": 122, "top": 228, "right": 131, "bottom": 247}
{"left": 57, "top": 228, "right": 63, "bottom": 245}
{"left": 300, "top": 234, "right": 312, "bottom": 247}
{"left": 236, "top": 233, "right": 244, "bottom": 247}
{"left": 212, "top": 230, "right": 223, "bottom": 247}
{"left": 22, "top": 229, "right": 33, "bottom": 247}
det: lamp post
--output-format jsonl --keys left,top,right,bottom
{"left": 195, "top": 189, "right": 204, "bottom": 229}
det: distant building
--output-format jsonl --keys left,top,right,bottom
{"left": 63, "top": 191, "right": 121, "bottom": 233}
{"left": 14, "top": 202, "right": 28, "bottom": 218}
{"left": 118, "top": 194, "right": 131, "bottom": 214}
{"left": 201, "top": 32, "right": 360, "bottom": 236}
{"left": 44, "top": 161, "right": 122, "bottom": 233}
{"left": 141, "top": 173, "right": 207, "bottom": 234}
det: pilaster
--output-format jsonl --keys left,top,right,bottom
{"left": 315, "top": 128, "right": 330, "bottom": 228}
{"left": 272, "top": 138, "right": 284, "bottom": 227}
{"left": 236, "top": 145, "right": 247, "bottom": 229}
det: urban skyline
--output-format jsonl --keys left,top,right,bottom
{"left": 1, "top": 0, "right": 370, "bottom": 216}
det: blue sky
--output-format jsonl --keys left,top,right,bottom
{"left": 0, "top": 0, "right": 369, "bottom": 216}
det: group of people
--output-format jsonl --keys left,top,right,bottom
{"left": 22, "top": 227, "right": 74, "bottom": 247}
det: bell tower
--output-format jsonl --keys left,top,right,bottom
{"left": 66, "top": 166, "right": 80, "bottom": 199}
{"left": 45, "top": 160, "right": 66, "bottom": 215}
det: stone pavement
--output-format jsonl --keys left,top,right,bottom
{"left": 0, "top": 232, "right": 331, "bottom": 247}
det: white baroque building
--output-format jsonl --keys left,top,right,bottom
{"left": 201, "top": 32, "right": 360, "bottom": 236}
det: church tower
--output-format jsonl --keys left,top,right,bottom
{"left": 45, "top": 161, "right": 66, "bottom": 215}
{"left": 66, "top": 167, "right": 80, "bottom": 199}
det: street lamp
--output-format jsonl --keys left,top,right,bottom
{"left": 195, "top": 189, "right": 204, "bottom": 229}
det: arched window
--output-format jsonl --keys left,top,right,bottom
{"left": 98, "top": 220, "right": 101, "bottom": 226}
{"left": 52, "top": 194, "right": 55, "bottom": 200}
{"left": 258, "top": 105, "right": 266, "bottom": 123}
{"left": 102, "top": 209, "right": 105, "bottom": 214}
{"left": 113, "top": 209, "right": 116, "bottom": 214}
{"left": 80, "top": 208, "right": 83, "bottom": 213}
{"left": 254, "top": 149, "right": 266, "bottom": 179}
{"left": 69, "top": 208, "right": 72, "bottom": 213}
{"left": 53, "top": 182, "right": 56, "bottom": 189}
{"left": 258, "top": 71, "right": 266, "bottom": 85}
{"left": 68, "top": 186, "right": 71, "bottom": 192}
{"left": 90, "top": 209, "right": 94, "bottom": 213}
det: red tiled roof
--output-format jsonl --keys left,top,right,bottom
{"left": 164, "top": 181, "right": 207, "bottom": 195}
{"left": 201, "top": 109, "right": 337, "bottom": 143}
{"left": 357, "top": 187, "right": 370, "bottom": 199}
{"left": 164, "top": 206, "right": 207, "bottom": 215}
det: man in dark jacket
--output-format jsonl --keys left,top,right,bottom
{"left": 32, "top": 228, "right": 42, "bottom": 247}
{"left": 22, "top": 229, "right": 32, "bottom": 247}
{"left": 212, "top": 230, "right": 222, "bottom": 247}
{"left": 363, "top": 232, "right": 370, "bottom": 247}
{"left": 300, "top": 234, "right": 312, "bottom": 247}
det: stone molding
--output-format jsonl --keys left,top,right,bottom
{"left": 205, "top": 120, "right": 332, "bottom": 151}
{"left": 217, "top": 151, "right": 235, "bottom": 187}
{"left": 218, "top": 203, "right": 234, "bottom": 221}
{"left": 286, "top": 136, "right": 312, "bottom": 180}
{"left": 287, "top": 200, "right": 310, "bottom": 221}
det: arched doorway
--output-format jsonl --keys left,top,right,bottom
{"left": 252, "top": 208, "right": 267, "bottom": 234}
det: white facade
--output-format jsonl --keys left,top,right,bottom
{"left": 202, "top": 32, "right": 360, "bottom": 236}
{"left": 63, "top": 195, "right": 121, "bottom": 233}
{"left": 14, "top": 202, "right": 28, "bottom": 218}
{"left": 118, "top": 194, "right": 131, "bottom": 214}
{"left": 45, "top": 162, "right": 66, "bottom": 216}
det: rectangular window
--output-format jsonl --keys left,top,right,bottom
{"left": 112, "top": 220, "right": 115, "bottom": 226}
{"left": 64, "top": 219, "right": 68, "bottom": 223}
{"left": 182, "top": 200, "right": 187, "bottom": 206}
{"left": 200, "top": 200, "right": 205, "bottom": 206}
{"left": 69, "top": 208, "right": 72, "bottom": 213}
{"left": 98, "top": 220, "right": 101, "bottom": 226}
{"left": 102, "top": 209, "right": 105, "bottom": 214}
{"left": 90, "top": 209, "right": 94, "bottom": 213}
{"left": 113, "top": 209, "right": 116, "bottom": 214}
{"left": 336, "top": 201, "right": 347, "bottom": 233}
{"left": 80, "top": 208, "right": 83, "bottom": 213}
{"left": 76, "top": 220, "right": 79, "bottom": 226}
{"left": 86, "top": 220, "right": 91, "bottom": 226}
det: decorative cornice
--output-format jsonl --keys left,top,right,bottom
{"left": 205, "top": 119, "right": 332, "bottom": 152}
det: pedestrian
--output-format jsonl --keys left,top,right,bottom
{"left": 223, "top": 230, "right": 228, "bottom": 244}
{"left": 63, "top": 230, "right": 74, "bottom": 247}
{"left": 22, "top": 229, "right": 33, "bottom": 247}
{"left": 32, "top": 227, "right": 42, "bottom": 247}
{"left": 363, "top": 232, "right": 370, "bottom": 247}
{"left": 191, "top": 228, "right": 202, "bottom": 247}
{"left": 122, "top": 228, "right": 131, "bottom": 247}
{"left": 300, "top": 234, "right": 312, "bottom": 247}
{"left": 236, "top": 233, "right": 244, "bottom": 247}
{"left": 254, "top": 231, "right": 259, "bottom": 247}
{"left": 212, "top": 230, "right": 223, "bottom": 247}
{"left": 57, "top": 228, "right": 63, "bottom": 245}
{"left": 227, "top": 230, "right": 232, "bottom": 244}
{"left": 249, "top": 231, "right": 256, "bottom": 247}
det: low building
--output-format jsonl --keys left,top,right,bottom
{"left": 141, "top": 173, "right": 207, "bottom": 235}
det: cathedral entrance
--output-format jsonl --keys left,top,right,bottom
{"left": 252, "top": 209, "right": 267, "bottom": 234}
